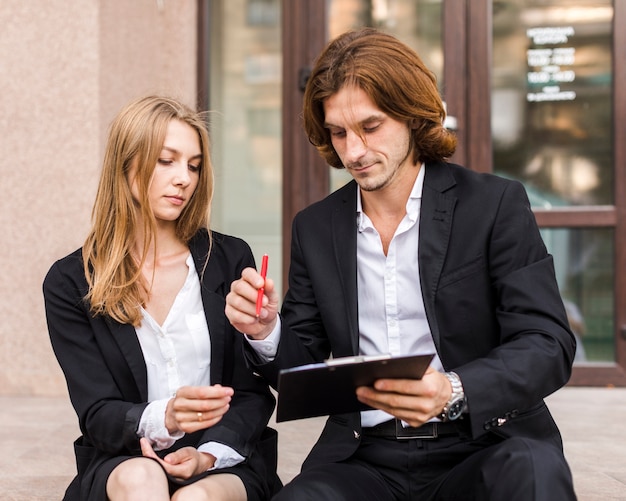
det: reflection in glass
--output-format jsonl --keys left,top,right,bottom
{"left": 542, "top": 227, "right": 614, "bottom": 363}
{"left": 209, "top": 0, "right": 283, "bottom": 293}
{"left": 328, "top": 0, "right": 443, "bottom": 191}
{"left": 492, "top": 0, "right": 613, "bottom": 207}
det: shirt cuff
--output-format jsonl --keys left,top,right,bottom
{"left": 137, "top": 398, "right": 184, "bottom": 451}
{"left": 245, "top": 316, "right": 281, "bottom": 362}
{"left": 198, "top": 442, "right": 246, "bottom": 469}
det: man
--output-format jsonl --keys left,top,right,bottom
{"left": 226, "top": 28, "right": 576, "bottom": 500}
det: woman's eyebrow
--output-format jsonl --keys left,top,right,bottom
{"left": 160, "top": 146, "right": 202, "bottom": 160}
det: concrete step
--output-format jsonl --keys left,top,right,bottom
{"left": 1, "top": 387, "right": 624, "bottom": 500}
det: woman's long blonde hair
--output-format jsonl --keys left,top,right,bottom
{"left": 83, "top": 95, "right": 214, "bottom": 326}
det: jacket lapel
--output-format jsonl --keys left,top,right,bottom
{"left": 190, "top": 233, "right": 226, "bottom": 383}
{"left": 332, "top": 182, "right": 360, "bottom": 355}
{"left": 419, "top": 163, "right": 457, "bottom": 349}
{"left": 107, "top": 319, "right": 149, "bottom": 401}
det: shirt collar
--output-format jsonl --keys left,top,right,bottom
{"left": 356, "top": 163, "right": 425, "bottom": 230}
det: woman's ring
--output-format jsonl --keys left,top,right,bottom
{"left": 197, "top": 412, "right": 203, "bottom": 422}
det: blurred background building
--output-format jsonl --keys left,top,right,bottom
{"left": 1, "top": 0, "right": 624, "bottom": 397}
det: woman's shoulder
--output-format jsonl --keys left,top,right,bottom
{"left": 42, "top": 247, "right": 87, "bottom": 296}
{"left": 190, "top": 228, "right": 255, "bottom": 273}
{"left": 211, "top": 229, "right": 253, "bottom": 252}
{"left": 190, "top": 228, "right": 253, "bottom": 256}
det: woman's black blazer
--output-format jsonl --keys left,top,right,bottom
{"left": 43, "top": 229, "right": 279, "bottom": 500}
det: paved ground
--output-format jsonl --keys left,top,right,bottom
{"left": 1, "top": 387, "right": 625, "bottom": 500}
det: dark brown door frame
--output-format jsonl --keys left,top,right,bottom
{"left": 281, "top": 0, "right": 330, "bottom": 290}
{"left": 442, "top": 0, "right": 468, "bottom": 167}
{"left": 606, "top": 0, "right": 626, "bottom": 386}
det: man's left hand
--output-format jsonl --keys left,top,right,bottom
{"left": 355, "top": 366, "right": 451, "bottom": 427}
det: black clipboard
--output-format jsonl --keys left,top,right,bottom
{"left": 276, "top": 353, "right": 434, "bottom": 422}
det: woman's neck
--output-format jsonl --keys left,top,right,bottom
{"left": 133, "top": 221, "right": 187, "bottom": 268}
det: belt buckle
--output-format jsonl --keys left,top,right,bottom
{"left": 394, "top": 419, "right": 438, "bottom": 440}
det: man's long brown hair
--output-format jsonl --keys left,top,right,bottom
{"left": 303, "top": 27, "right": 457, "bottom": 168}
{"left": 82, "top": 96, "right": 214, "bottom": 326}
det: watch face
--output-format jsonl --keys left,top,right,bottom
{"left": 448, "top": 398, "right": 466, "bottom": 420}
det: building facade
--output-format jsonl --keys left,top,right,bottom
{"left": 0, "top": 0, "right": 623, "bottom": 396}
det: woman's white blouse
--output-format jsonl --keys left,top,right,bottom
{"left": 135, "top": 254, "right": 244, "bottom": 468}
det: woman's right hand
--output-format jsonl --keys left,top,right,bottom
{"left": 165, "top": 385, "right": 234, "bottom": 434}
{"left": 140, "top": 438, "right": 216, "bottom": 480}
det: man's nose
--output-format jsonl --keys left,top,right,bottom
{"left": 344, "top": 131, "right": 367, "bottom": 163}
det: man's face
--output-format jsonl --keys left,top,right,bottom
{"left": 323, "top": 85, "right": 414, "bottom": 193}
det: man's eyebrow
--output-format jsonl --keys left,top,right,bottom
{"left": 324, "top": 115, "right": 384, "bottom": 128}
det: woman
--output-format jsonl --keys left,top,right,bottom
{"left": 43, "top": 96, "right": 280, "bottom": 501}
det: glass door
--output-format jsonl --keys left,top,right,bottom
{"left": 205, "top": 0, "right": 283, "bottom": 294}
{"left": 490, "top": 0, "right": 625, "bottom": 383}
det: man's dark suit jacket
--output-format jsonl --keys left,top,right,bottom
{"left": 249, "top": 161, "right": 576, "bottom": 469}
{"left": 44, "top": 229, "right": 279, "bottom": 501}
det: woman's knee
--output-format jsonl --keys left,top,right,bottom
{"left": 172, "top": 474, "right": 247, "bottom": 501}
{"left": 107, "top": 457, "right": 167, "bottom": 493}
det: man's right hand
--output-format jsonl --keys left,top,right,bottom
{"left": 225, "top": 267, "right": 279, "bottom": 340}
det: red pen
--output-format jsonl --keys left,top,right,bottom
{"left": 255, "top": 254, "right": 269, "bottom": 317}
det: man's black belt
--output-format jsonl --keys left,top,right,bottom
{"left": 362, "top": 419, "right": 468, "bottom": 440}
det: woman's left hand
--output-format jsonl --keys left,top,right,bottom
{"left": 165, "top": 384, "right": 234, "bottom": 435}
{"left": 140, "top": 437, "right": 216, "bottom": 480}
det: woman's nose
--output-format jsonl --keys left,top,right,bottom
{"left": 173, "top": 164, "right": 191, "bottom": 186}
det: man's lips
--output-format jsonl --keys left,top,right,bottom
{"left": 348, "top": 163, "right": 374, "bottom": 172}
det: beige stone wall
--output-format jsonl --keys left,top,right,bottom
{"left": 0, "top": 0, "right": 198, "bottom": 396}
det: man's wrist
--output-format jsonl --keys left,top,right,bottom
{"left": 439, "top": 371, "right": 467, "bottom": 422}
{"left": 244, "top": 316, "right": 278, "bottom": 341}
{"left": 244, "top": 316, "right": 281, "bottom": 362}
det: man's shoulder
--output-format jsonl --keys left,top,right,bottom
{"left": 439, "top": 162, "right": 514, "bottom": 184}
{"left": 296, "top": 179, "right": 357, "bottom": 220}
{"left": 429, "top": 161, "right": 522, "bottom": 195}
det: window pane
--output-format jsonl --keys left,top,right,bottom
{"left": 328, "top": 0, "right": 443, "bottom": 191}
{"left": 542, "top": 227, "right": 614, "bottom": 364}
{"left": 492, "top": 1, "right": 613, "bottom": 207}
{"left": 209, "top": 0, "right": 282, "bottom": 293}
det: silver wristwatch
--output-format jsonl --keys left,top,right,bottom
{"left": 440, "top": 371, "right": 467, "bottom": 422}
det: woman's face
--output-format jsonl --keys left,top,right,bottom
{"left": 129, "top": 119, "right": 202, "bottom": 225}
